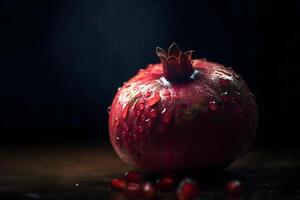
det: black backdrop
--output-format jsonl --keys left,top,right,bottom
{"left": 0, "top": 0, "right": 299, "bottom": 146}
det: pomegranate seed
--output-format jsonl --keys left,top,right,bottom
{"left": 177, "top": 178, "right": 199, "bottom": 200}
{"left": 142, "top": 182, "right": 156, "bottom": 199}
{"left": 114, "top": 117, "right": 120, "bottom": 127}
{"left": 110, "top": 178, "right": 126, "bottom": 191}
{"left": 124, "top": 171, "right": 143, "bottom": 183}
{"left": 156, "top": 175, "right": 176, "bottom": 192}
{"left": 225, "top": 180, "right": 244, "bottom": 196}
{"left": 124, "top": 182, "right": 142, "bottom": 198}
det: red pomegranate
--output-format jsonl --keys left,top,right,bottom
{"left": 108, "top": 43, "right": 257, "bottom": 172}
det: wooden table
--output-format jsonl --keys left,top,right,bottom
{"left": 0, "top": 143, "right": 299, "bottom": 199}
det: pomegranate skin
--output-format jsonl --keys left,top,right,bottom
{"left": 109, "top": 58, "right": 257, "bottom": 172}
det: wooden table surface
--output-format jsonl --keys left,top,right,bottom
{"left": 0, "top": 143, "right": 299, "bottom": 199}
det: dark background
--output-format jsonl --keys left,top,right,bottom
{"left": 0, "top": 0, "right": 299, "bottom": 147}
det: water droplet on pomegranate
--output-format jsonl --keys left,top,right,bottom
{"left": 144, "top": 90, "right": 152, "bottom": 98}
{"left": 139, "top": 103, "right": 145, "bottom": 110}
{"left": 163, "top": 90, "right": 171, "bottom": 96}
{"left": 121, "top": 131, "right": 126, "bottom": 139}
{"left": 134, "top": 92, "right": 142, "bottom": 99}
{"left": 138, "top": 125, "right": 144, "bottom": 133}
{"left": 234, "top": 74, "right": 241, "bottom": 80}
{"left": 122, "top": 104, "right": 130, "bottom": 119}
{"left": 235, "top": 95, "right": 242, "bottom": 103}
{"left": 174, "top": 94, "right": 180, "bottom": 100}
{"left": 164, "top": 90, "right": 171, "bottom": 101}
{"left": 219, "top": 78, "right": 230, "bottom": 87}
{"left": 132, "top": 133, "right": 137, "bottom": 141}
{"left": 139, "top": 69, "right": 145, "bottom": 72}
{"left": 209, "top": 101, "right": 218, "bottom": 111}
{"left": 115, "top": 136, "right": 122, "bottom": 146}
{"left": 145, "top": 118, "right": 151, "bottom": 127}
{"left": 107, "top": 106, "right": 111, "bottom": 114}
{"left": 150, "top": 109, "right": 158, "bottom": 118}
{"left": 161, "top": 108, "right": 173, "bottom": 123}
{"left": 117, "top": 87, "right": 121, "bottom": 91}
{"left": 147, "top": 92, "right": 161, "bottom": 107}
{"left": 114, "top": 117, "right": 120, "bottom": 127}
{"left": 124, "top": 84, "right": 131, "bottom": 88}
{"left": 124, "top": 123, "right": 129, "bottom": 132}
{"left": 220, "top": 91, "right": 229, "bottom": 102}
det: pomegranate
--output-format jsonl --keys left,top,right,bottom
{"left": 141, "top": 182, "right": 156, "bottom": 199}
{"left": 110, "top": 178, "right": 127, "bottom": 191}
{"left": 225, "top": 180, "right": 244, "bottom": 196}
{"left": 177, "top": 178, "right": 199, "bottom": 200}
{"left": 124, "top": 171, "right": 143, "bottom": 183}
{"left": 108, "top": 43, "right": 257, "bottom": 172}
{"left": 156, "top": 174, "right": 176, "bottom": 192}
{"left": 124, "top": 182, "right": 142, "bottom": 198}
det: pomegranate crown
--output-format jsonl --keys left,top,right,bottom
{"left": 156, "top": 42, "right": 194, "bottom": 82}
